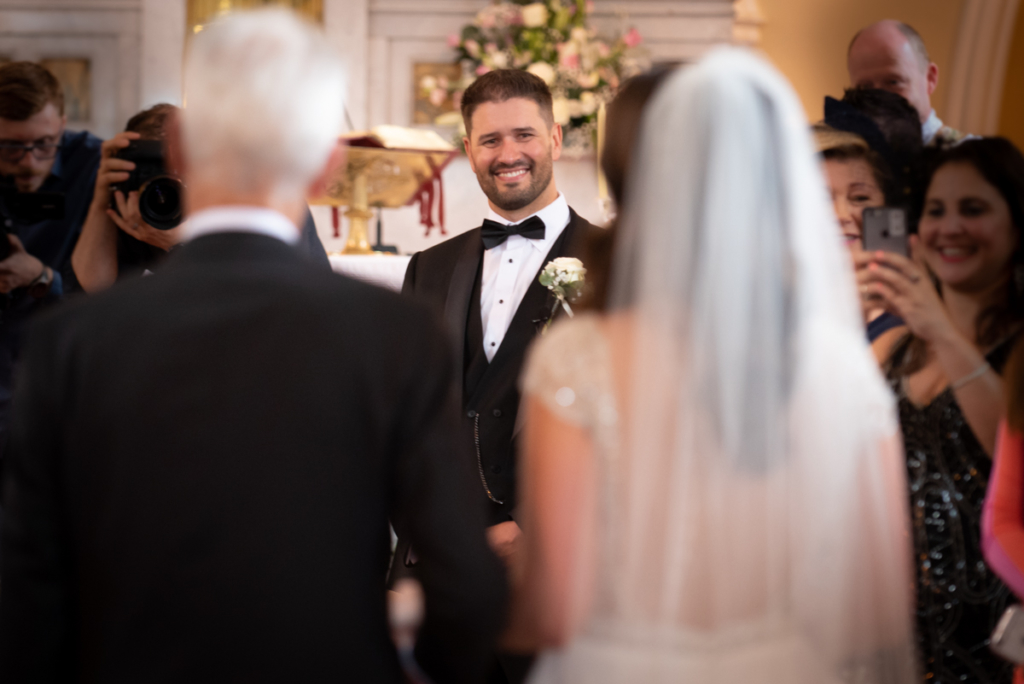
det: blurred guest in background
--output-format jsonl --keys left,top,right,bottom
{"left": 860, "top": 137, "right": 1024, "bottom": 684}
{"left": 71, "top": 104, "right": 329, "bottom": 293}
{"left": 982, "top": 336, "right": 1024, "bottom": 649}
{"left": 505, "top": 47, "right": 917, "bottom": 684}
{"left": 826, "top": 87, "right": 926, "bottom": 209}
{"left": 847, "top": 20, "right": 965, "bottom": 147}
{"left": 578, "top": 67, "right": 671, "bottom": 311}
{"left": 0, "top": 62, "right": 101, "bottom": 455}
{"left": 0, "top": 9, "right": 505, "bottom": 683}
{"left": 814, "top": 125, "right": 906, "bottom": 347}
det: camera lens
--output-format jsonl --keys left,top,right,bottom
{"left": 139, "top": 177, "right": 183, "bottom": 230}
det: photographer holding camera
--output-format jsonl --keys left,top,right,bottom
{"left": 73, "top": 104, "right": 330, "bottom": 292}
{"left": 0, "top": 61, "right": 102, "bottom": 449}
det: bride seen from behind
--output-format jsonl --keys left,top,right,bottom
{"left": 504, "top": 48, "right": 919, "bottom": 684}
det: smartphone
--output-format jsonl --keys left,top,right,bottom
{"left": 862, "top": 207, "right": 908, "bottom": 257}
{"left": 991, "top": 605, "right": 1024, "bottom": 664}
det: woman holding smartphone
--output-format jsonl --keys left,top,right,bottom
{"left": 859, "top": 137, "right": 1024, "bottom": 684}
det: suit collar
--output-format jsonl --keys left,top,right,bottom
{"left": 464, "top": 209, "right": 591, "bottom": 404}
{"left": 443, "top": 231, "right": 484, "bottom": 391}
{"left": 441, "top": 207, "right": 595, "bottom": 399}
{"left": 163, "top": 231, "right": 307, "bottom": 271}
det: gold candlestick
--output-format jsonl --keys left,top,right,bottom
{"left": 343, "top": 169, "right": 374, "bottom": 255}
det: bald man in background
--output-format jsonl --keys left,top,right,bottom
{"left": 848, "top": 19, "right": 966, "bottom": 146}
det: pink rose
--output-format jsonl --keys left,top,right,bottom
{"left": 447, "top": 34, "right": 460, "bottom": 48}
{"left": 560, "top": 52, "right": 580, "bottom": 69}
{"left": 429, "top": 88, "right": 447, "bottom": 107}
{"left": 586, "top": 0, "right": 595, "bottom": 12}
{"left": 623, "top": 27, "right": 643, "bottom": 48}
{"left": 476, "top": 64, "right": 492, "bottom": 76}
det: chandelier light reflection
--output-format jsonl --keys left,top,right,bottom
{"left": 188, "top": 0, "right": 323, "bottom": 34}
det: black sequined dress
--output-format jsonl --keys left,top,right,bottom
{"left": 887, "top": 336, "right": 1017, "bottom": 684}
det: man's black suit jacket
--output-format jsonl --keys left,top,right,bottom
{"left": 402, "top": 208, "right": 602, "bottom": 526}
{"left": 0, "top": 232, "right": 506, "bottom": 684}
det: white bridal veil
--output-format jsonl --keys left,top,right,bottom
{"left": 532, "top": 48, "right": 918, "bottom": 684}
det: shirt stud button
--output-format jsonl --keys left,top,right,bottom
{"left": 493, "top": 409, "right": 502, "bottom": 417}
{"left": 491, "top": 464, "right": 502, "bottom": 474}
{"left": 467, "top": 410, "right": 476, "bottom": 418}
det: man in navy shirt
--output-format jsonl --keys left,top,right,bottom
{"left": 0, "top": 62, "right": 102, "bottom": 451}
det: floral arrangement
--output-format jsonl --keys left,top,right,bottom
{"left": 539, "top": 257, "right": 587, "bottom": 331}
{"left": 432, "top": 0, "right": 648, "bottom": 154}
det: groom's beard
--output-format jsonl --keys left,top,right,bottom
{"left": 477, "top": 155, "right": 554, "bottom": 213}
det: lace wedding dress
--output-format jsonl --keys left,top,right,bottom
{"left": 515, "top": 47, "right": 919, "bottom": 684}
{"left": 522, "top": 315, "right": 913, "bottom": 684}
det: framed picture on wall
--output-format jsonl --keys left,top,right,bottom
{"left": 40, "top": 58, "right": 92, "bottom": 123}
{"left": 412, "top": 62, "right": 462, "bottom": 126}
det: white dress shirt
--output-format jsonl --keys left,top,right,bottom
{"left": 480, "top": 193, "right": 570, "bottom": 361}
{"left": 922, "top": 110, "right": 943, "bottom": 145}
{"left": 181, "top": 206, "right": 300, "bottom": 245}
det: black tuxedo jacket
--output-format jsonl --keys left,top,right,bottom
{"left": 402, "top": 208, "right": 602, "bottom": 526}
{"left": 0, "top": 232, "right": 506, "bottom": 684}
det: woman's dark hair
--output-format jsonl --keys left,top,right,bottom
{"left": 579, "top": 67, "right": 673, "bottom": 311}
{"left": 124, "top": 103, "right": 178, "bottom": 139}
{"left": 895, "top": 137, "right": 1024, "bottom": 375}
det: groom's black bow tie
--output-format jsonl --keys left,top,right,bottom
{"left": 480, "top": 216, "right": 546, "bottom": 250}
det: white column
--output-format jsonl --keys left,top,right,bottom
{"left": 140, "top": 0, "right": 186, "bottom": 108}
{"left": 325, "top": 0, "right": 369, "bottom": 131}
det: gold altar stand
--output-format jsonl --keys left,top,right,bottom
{"left": 309, "top": 130, "right": 457, "bottom": 255}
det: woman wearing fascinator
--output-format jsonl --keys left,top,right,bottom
{"left": 502, "top": 48, "right": 918, "bottom": 684}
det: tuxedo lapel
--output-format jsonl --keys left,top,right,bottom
{"left": 469, "top": 213, "right": 583, "bottom": 403}
{"left": 443, "top": 228, "right": 484, "bottom": 391}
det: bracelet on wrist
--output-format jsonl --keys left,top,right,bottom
{"left": 951, "top": 362, "right": 991, "bottom": 391}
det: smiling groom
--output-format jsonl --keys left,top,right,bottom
{"left": 398, "top": 69, "right": 601, "bottom": 684}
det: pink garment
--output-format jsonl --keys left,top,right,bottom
{"left": 982, "top": 421, "right": 1024, "bottom": 599}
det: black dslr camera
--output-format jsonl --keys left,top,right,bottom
{"left": 110, "top": 140, "right": 184, "bottom": 230}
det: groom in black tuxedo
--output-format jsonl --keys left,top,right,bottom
{"left": 400, "top": 69, "right": 602, "bottom": 684}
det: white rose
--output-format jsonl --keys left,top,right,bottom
{"left": 526, "top": 61, "right": 557, "bottom": 85}
{"left": 551, "top": 97, "right": 571, "bottom": 125}
{"left": 490, "top": 50, "right": 509, "bottom": 69}
{"left": 568, "top": 98, "right": 583, "bottom": 118}
{"left": 420, "top": 75, "right": 437, "bottom": 91}
{"left": 580, "top": 91, "right": 597, "bottom": 115}
{"left": 570, "top": 27, "right": 589, "bottom": 43}
{"left": 521, "top": 3, "right": 549, "bottom": 28}
{"left": 576, "top": 71, "right": 599, "bottom": 89}
{"left": 550, "top": 257, "right": 586, "bottom": 279}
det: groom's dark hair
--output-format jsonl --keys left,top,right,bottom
{"left": 461, "top": 69, "right": 554, "bottom": 135}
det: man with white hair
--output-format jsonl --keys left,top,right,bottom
{"left": 847, "top": 20, "right": 965, "bottom": 146}
{"left": 0, "top": 9, "right": 505, "bottom": 683}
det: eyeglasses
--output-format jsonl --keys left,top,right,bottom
{"left": 0, "top": 140, "right": 61, "bottom": 164}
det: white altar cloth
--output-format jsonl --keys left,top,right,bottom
{"left": 329, "top": 254, "right": 411, "bottom": 292}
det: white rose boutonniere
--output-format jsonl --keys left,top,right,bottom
{"left": 538, "top": 257, "right": 586, "bottom": 333}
